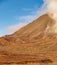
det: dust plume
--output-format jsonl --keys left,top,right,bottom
{"left": 45, "top": 0, "right": 57, "bottom": 33}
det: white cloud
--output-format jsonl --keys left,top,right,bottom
{"left": 5, "top": 0, "right": 47, "bottom": 35}
{"left": 5, "top": 23, "right": 27, "bottom": 34}
{"left": 19, "top": 1, "right": 47, "bottom": 22}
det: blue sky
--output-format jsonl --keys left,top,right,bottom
{"left": 0, "top": 0, "right": 46, "bottom": 36}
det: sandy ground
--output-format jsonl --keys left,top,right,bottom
{"left": 1, "top": 62, "right": 57, "bottom": 65}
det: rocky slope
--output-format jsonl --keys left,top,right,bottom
{"left": 0, "top": 14, "right": 57, "bottom": 64}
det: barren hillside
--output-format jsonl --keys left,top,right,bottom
{"left": 0, "top": 14, "right": 57, "bottom": 65}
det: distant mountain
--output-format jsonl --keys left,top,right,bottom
{"left": 0, "top": 14, "right": 57, "bottom": 64}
